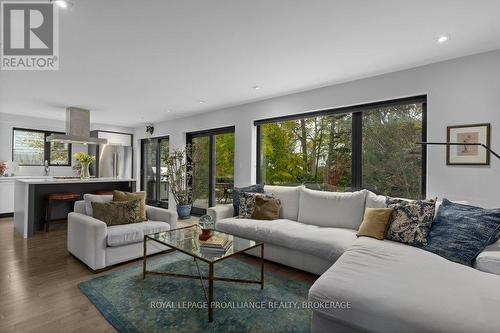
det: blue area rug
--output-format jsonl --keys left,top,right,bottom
{"left": 80, "top": 252, "right": 313, "bottom": 333}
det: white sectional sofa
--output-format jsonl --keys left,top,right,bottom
{"left": 208, "top": 185, "right": 500, "bottom": 333}
{"left": 68, "top": 196, "right": 177, "bottom": 272}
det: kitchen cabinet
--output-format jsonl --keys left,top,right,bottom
{"left": 0, "top": 180, "right": 15, "bottom": 214}
{"left": 90, "top": 130, "right": 132, "bottom": 146}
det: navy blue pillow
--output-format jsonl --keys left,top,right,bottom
{"left": 424, "top": 199, "right": 500, "bottom": 266}
{"left": 232, "top": 184, "right": 264, "bottom": 216}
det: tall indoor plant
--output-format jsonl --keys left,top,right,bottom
{"left": 163, "top": 145, "right": 193, "bottom": 219}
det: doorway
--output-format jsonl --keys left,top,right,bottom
{"left": 187, "top": 127, "right": 235, "bottom": 215}
{"left": 140, "top": 136, "right": 169, "bottom": 208}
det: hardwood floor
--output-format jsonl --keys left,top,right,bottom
{"left": 0, "top": 217, "right": 318, "bottom": 333}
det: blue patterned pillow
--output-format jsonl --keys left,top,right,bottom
{"left": 386, "top": 197, "right": 436, "bottom": 246}
{"left": 232, "top": 184, "right": 264, "bottom": 216}
{"left": 424, "top": 199, "right": 500, "bottom": 266}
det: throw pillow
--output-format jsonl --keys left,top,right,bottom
{"left": 238, "top": 192, "right": 274, "bottom": 218}
{"left": 386, "top": 197, "right": 437, "bottom": 246}
{"left": 357, "top": 208, "right": 394, "bottom": 240}
{"left": 232, "top": 184, "right": 264, "bottom": 216}
{"left": 424, "top": 199, "right": 500, "bottom": 266}
{"left": 113, "top": 190, "right": 147, "bottom": 221}
{"left": 251, "top": 195, "right": 282, "bottom": 220}
{"left": 83, "top": 193, "right": 113, "bottom": 216}
{"left": 91, "top": 199, "right": 142, "bottom": 226}
{"left": 238, "top": 192, "right": 259, "bottom": 218}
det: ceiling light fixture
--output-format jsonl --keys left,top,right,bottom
{"left": 252, "top": 85, "right": 261, "bottom": 90}
{"left": 436, "top": 35, "right": 450, "bottom": 44}
{"left": 52, "top": 0, "right": 74, "bottom": 9}
{"left": 198, "top": 100, "right": 206, "bottom": 104}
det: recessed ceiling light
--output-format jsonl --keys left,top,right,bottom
{"left": 198, "top": 100, "right": 206, "bottom": 104}
{"left": 252, "top": 85, "right": 261, "bottom": 90}
{"left": 436, "top": 35, "right": 450, "bottom": 44}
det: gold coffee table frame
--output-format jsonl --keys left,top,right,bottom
{"left": 143, "top": 225, "right": 264, "bottom": 322}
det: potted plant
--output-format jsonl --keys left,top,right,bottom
{"left": 74, "top": 152, "right": 96, "bottom": 180}
{"left": 163, "top": 145, "right": 194, "bottom": 219}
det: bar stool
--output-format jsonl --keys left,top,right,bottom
{"left": 45, "top": 192, "right": 81, "bottom": 232}
{"left": 95, "top": 190, "right": 114, "bottom": 195}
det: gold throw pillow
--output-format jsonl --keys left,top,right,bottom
{"left": 113, "top": 190, "right": 147, "bottom": 222}
{"left": 92, "top": 199, "right": 141, "bottom": 226}
{"left": 251, "top": 195, "right": 282, "bottom": 220}
{"left": 357, "top": 208, "right": 394, "bottom": 240}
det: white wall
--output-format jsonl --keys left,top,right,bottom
{"left": 0, "top": 113, "right": 134, "bottom": 176}
{"left": 135, "top": 49, "right": 500, "bottom": 208}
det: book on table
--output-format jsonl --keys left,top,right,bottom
{"left": 200, "top": 235, "right": 232, "bottom": 253}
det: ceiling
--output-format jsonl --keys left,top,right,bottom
{"left": 1, "top": 0, "right": 500, "bottom": 127}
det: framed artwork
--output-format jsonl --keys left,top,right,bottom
{"left": 447, "top": 123, "right": 491, "bottom": 165}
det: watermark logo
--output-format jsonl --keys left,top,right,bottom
{"left": 1, "top": 1, "right": 59, "bottom": 70}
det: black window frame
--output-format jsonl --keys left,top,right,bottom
{"left": 255, "top": 95, "right": 427, "bottom": 198}
{"left": 12, "top": 127, "right": 72, "bottom": 167}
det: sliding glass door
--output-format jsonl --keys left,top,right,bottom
{"left": 141, "top": 136, "right": 169, "bottom": 208}
{"left": 187, "top": 127, "right": 235, "bottom": 215}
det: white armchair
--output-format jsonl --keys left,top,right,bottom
{"left": 68, "top": 200, "right": 177, "bottom": 272}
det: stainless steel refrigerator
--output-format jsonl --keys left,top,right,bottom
{"left": 89, "top": 144, "right": 133, "bottom": 178}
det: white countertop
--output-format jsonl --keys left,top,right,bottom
{"left": 0, "top": 176, "right": 53, "bottom": 182}
{"left": 14, "top": 177, "right": 136, "bottom": 184}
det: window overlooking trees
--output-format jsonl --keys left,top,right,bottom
{"left": 257, "top": 97, "right": 426, "bottom": 199}
{"left": 362, "top": 104, "right": 423, "bottom": 198}
{"left": 12, "top": 128, "right": 71, "bottom": 166}
{"left": 259, "top": 113, "right": 352, "bottom": 191}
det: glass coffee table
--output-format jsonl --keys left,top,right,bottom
{"left": 143, "top": 224, "right": 264, "bottom": 322}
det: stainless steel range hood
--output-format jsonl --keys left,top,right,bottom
{"left": 46, "top": 107, "right": 108, "bottom": 145}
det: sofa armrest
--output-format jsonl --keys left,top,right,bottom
{"left": 67, "top": 212, "right": 107, "bottom": 271}
{"left": 74, "top": 200, "right": 86, "bottom": 214}
{"left": 146, "top": 205, "right": 178, "bottom": 230}
{"left": 207, "top": 204, "right": 234, "bottom": 222}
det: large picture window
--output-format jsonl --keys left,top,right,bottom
{"left": 256, "top": 96, "right": 426, "bottom": 199}
{"left": 12, "top": 128, "right": 72, "bottom": 166}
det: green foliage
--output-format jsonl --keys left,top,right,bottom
{"left": 261, "top": 114, "right": 352, "bottom": 191}
{"left": 260, "top": 104, "right": 423, "bottom": 198}
{"left": 362, "top": 104, "right": 423, "bottom": 198}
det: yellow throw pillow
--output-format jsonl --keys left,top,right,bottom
{"left": 113, "top": 190, "right": 147, "bottom": 222}
{"left": 357, "top": 208, "right": 394, "bottom": 240}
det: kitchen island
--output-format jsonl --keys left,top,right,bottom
{"left": 14, "top": 177, "right": 136, "bottom": 238}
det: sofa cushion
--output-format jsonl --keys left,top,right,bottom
{"left": 251, "top": 195, "right": 282, "bottom": 220}
{"left": 365, "top": 190, "right": 387, "bottom": 208}
{"left": 238, "top": 192, "right": 274, "bottom": 218}
{"left": 216, "top": 217, "right": 357, "bottom": 261}
{"left": 107, "top": 220, "right": 170, "bottom": 247}
{"left": 424, "top": 199, "right": 500, "bottom": 266}
{"left": 309, "top": 236, "right": 500, "bottom": 333}
{"left": 84, "top": 194, "right": 112, "bottom": 216}
{"left": 298, "top": 187, "right": 366, "bottom": 229}
{"left": 474, "top": 239, "right": 500, "bottom": 276}
{"left": 92, "top": 199, "right": 142, "bottom": 226}
{"left": 264, "top": 185, "right": 301, "bottom": 220}
{"left": 232, "top": 184, "right": 264, "bottom": 216}
{"left": 357, "top": 208, "right": 394, "bottom": 240}
{"left": 386, "top": 197, "right": 437, "bottom": 246}
{"left": 113, "top": 190, "right": 147, "bottom": 221}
